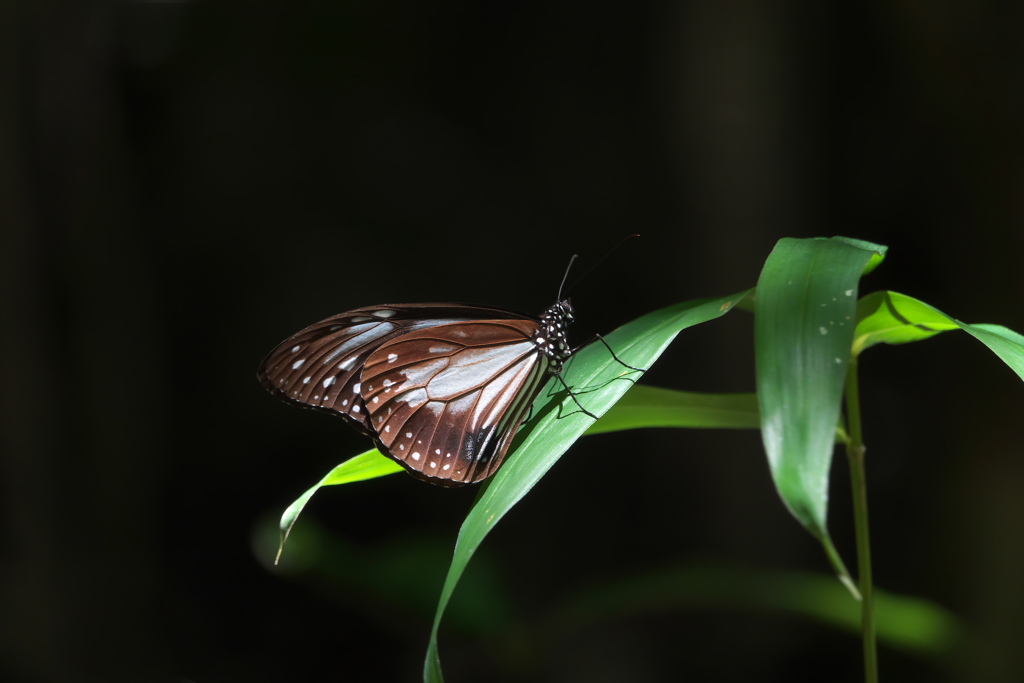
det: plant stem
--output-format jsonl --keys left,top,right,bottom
{"left": 845, "top": 356, "right": 878, "bottom": 683}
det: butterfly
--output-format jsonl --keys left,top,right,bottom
{"left": 257, "top": 300, "right": 588, "bottom": 486}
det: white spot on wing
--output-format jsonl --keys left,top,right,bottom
{"left": 412, "top": 452, "right": 420, "bottom": 460}
{"left": 388, "top": 353, "right": 398, "bottom": 363}
{"left": 429, "top": 344, "right": 458, "bottom": 354}
{"left": 291, "top": 345, "right": 301, "bottom": 353}
{"left": 323, "top": 377, "right": 336, "bottom": 388}
{"left": 292, "top": 359, "right": 306, "bottom": 370}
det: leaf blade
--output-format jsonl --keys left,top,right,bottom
{"left": 754, "top": 237, "right": 886, "bottom": 540}
{"left": 424, "top": 290, "right": 752, "bottom": 682}
{"left": 854, "top": 291, "right": 1024, "bottom": 380}
{"left": 586, "top": 385, "right": 760, "bottom": 433}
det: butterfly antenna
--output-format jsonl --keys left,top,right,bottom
{"left": 564, "top": 233, "right": 640, "bottom": 294}
{"left": 557, "top": 254, "right": 579, "bottom": 301}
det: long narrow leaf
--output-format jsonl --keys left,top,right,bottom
{"left": 542, "top": 564, "right": 963, "bottom": 657}
{"left": 855, "top": 291, "right": 1024, "bottom": 379}
{"left": 754, "top": 237, "right": 886, "bottom": 548}
{"left": 586, "top": 385, "right": 760, "bottom": 434}
{"left": 425, "top": 290, "right": 752, "bottom": 682}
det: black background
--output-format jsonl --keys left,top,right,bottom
{"left": 3, "top": 1, "right": 1024, "bottom": 681}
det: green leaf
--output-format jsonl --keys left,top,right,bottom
{"left": 544, "top": 564, "right": 964, "bottom": 658}
{"left": 425, "top": 290, "right": 752, "bottom": 683}
{"left": 585, "top": 385, "right": 760, "bottom": 434}
{"left": 854, "top": 291, "right": 1024, "bottom": 380}
{"left": 754, "top": 237, "right": 886, "bottom": 569}
{"left": 276, "top": 449, "right": 402, "bottom": 563}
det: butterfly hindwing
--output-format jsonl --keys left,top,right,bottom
{"left": 360, "top": 320, "right": 550, "bottom": 484}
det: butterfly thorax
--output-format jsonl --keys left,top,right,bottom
{"left": 531, "top": 299, "right": 574, "bottom": 373}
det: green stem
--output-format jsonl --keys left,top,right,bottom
{"left": 845, "top": 356, "right": 878, "bottom": 683}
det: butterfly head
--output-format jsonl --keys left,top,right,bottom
{"left": 556, "top": 299, "right": 574, "bottom": 323}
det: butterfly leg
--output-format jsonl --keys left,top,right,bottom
{"left": 555, "top": 374, "right": 599, "bottom": 420}
{"left": 591, "top": 333, "right": 646, "bottom": 373}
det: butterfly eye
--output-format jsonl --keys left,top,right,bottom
{"left": 560, "top": 301, "right": 575, "bottom": 322}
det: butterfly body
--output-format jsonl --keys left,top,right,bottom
{"left": 258, "top": 300, "right": 575, "bottom": 485}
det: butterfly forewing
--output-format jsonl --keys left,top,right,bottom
{"left": 361, "top": 320, "right": 549, "bottom": 484}
{"left": 258, "top": 313, "right": 392, "bottom": 432}
{"left": 258, "top": 304, "right": 539, "bottom": 432}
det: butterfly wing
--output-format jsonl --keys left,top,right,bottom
{"left": 361, "top": 320, "right": 551, "bottom": 485}
{"left": 257, "top": 304, "right": 537, "bottom": 435}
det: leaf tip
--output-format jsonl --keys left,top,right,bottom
{"left": 839, "top": 573, "right": 863, "bottom": 602}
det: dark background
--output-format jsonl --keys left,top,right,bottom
{"left": 3, "top": 1, "right": 1023, "bottom": 681}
